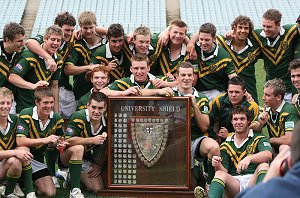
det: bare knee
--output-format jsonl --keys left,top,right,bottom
{"left": 201, "top": 138, "right": 220, "bottom": 159}
{"left": 68, "top": 145, "right": 84, "bottom": 157}
{"left": 38, "top": 187, "right": 56, "bottom": 197}
{"left": 256, "top": 162, "right": 269, "bottom": 172}
{"left": 6, "top": 157, "right": 22, "bottom": 173}
{"left": 214, "top": 170, "right": 228, "bottom": 181}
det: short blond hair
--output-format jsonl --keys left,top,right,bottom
{"left": 78, "top": 11, "right": 97, "bottom": 27}
{"left": 0, "top": 87, "right": 14, "bottom": 102}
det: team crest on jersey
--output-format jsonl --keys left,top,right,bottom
{"left": 209, "top": 64, "right": 217, "bottom": 72}
{"left": 246, "top": 145, "right": 253, "bottom": 155}
{"left": 149, "top": 54, "right": 157, "bottom": 63}
{"left": 280, "top": 41, "right": 288, "bottom": 50}
{"left": 248, "top": 52, "right": 255, "bottom": 62}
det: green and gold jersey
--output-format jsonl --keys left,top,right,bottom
{"left": 217, "top": 35, "right": 261, "bottom": 103}
{"left": 10, "top": 49, "right": 62, "bottom": 113}
{"left": 65, "top": 109, "right": 107, "bottom": 160}
{"left": 173, "top": 87, "right": 209, "bottom": 140}
{"left": 32, "top": 35, "right": 77, "bottom": 91}
{"left": 220, "top": 130, "right": 272, "bottom": 176}
{"left": 0, "top": 114, "right": 18, "bottom": 151}
{"left": 263, "top": 101, "right": 299, "bottom": 138}
{"left": 195, "top": 44, "right": 236, "bottom": 92}
{"left": 65, "top": 37, "right": 105, "bottom": 100}
{"left": 76, "top": 89, "right": 92, "bottom": 110}
{"left": 16, "top": 106, "right": 64, "bottom": 163}
{"left": 107, "top": 73, "right": 163, "bottom": 91}
{"left": 0, "top": 40, "right": 21, "bottom": 93}
{"left": 90, "top": 42, "right": 132, "bottom": 83}
{"left": 208, "top": 93, "right": 259, "bottom": 139}
{"left": 251, "top": 24, "right": 299, "bottom": 92}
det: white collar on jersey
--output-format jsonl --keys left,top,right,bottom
{"left": 260, "top": 26, "right": 285, "bottom": 47}
{"left": 200, "top": 43, "right": 219, "bottom": 61}
{"left": 32, "top": 106, "right": 53, "bottom": 120}
{"left": 227, "top": 129, "right": 254, "bottom": 148}
{"left": 225, "top": 38, "right": 253, "bottom": 54}
{"left": 85, "top": 109, "right": 107, "bottom": 135}
{"left": 0, "top": 115, "right": 12, "bottom": 136}
{"left": 129, "top": 73, "right": 156, "bottom": 89}
{"left": 172, "top": 87, "right": 199, "bottom": 97}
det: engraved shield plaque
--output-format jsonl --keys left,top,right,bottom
{"left": 131, "top": 119, "right": 168, "bottom": 167}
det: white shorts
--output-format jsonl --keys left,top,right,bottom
{"left": 59, "top": 87, "right": 76, "bottom": 119}
{"left": 31, "top": 159, "right": 48, "bottom": 174}
{"left": 201, "top": 89, "right": 223, "bottom": 102}
{"left": 284, "top": 92, "right": 292, "bottom": 102}
{"left": 81, "top": 160, "right": 93, "bottom": 173}
{"left": 191, "top": 136, "right": 207, "bottom": 168}
{"left": 233, "top": 174, "right": 253, "bottom": 192}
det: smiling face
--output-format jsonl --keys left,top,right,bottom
{"left": 169, "top": 25, "right": 186, "bottom": 45}
{"left": 134, "top": 34, "right": 151, "bottom": 54}
{"left": 44, "top": 33, "right": 62, "bottom": 55}
{"left": 291, "top": 68, "right": 300, "bottom": 91}
{"left": 8, "top": 33, "right": 25, "bottom": 53}
{"left": 231, "top": 113, "right": 249, "bottom": 134}
{"left": 61, "top": 24, "right": 75, "bottom": 42}
{"left": 36, "top": 96, "right": 54, "bottom": 117}
{"left": 177, "top": 67, "right": 194, "bottom": 91}
{"left": 130, "top": 60, "right": 149, "bottom": 83}
{"left": 91, "top": 71, "right": 109, "bottom": 91}
{"left": 262, "top": 18, "right": 280, "bottom": 38}
{"left": 233, "top": 23, "right": 250, "bottom": 41}
{"left": 198, "top": 32, "right": 215, "bottom": 53}
{"left": 87, "top": 99, "right": 106, "bottom": 122}
{"left": 0, "top": 96, "right": 13, "bottom": 117}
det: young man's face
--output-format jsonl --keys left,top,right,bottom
{"left": 231, "top": 113, "right": 249, "bottom": 134}
{"left": 81, "top": 24, "right": 96, "bottom": 39}
{"left": 0, "top": 96, "right": 12, "bottom": 117}
{"left": 233, "top": 23, "right": 250, "bottom": 41}
{"left": 61, "top": 24, "right": 75, "bottom": 42}
{"left": 130, "top": 60, "right": 149, "bottom": 83}
{"left": 109, "top": 36, "right": 124, "bottom": 54}
{"left": 8, "top": 34, "right": 25, "bottom": 53}
{"left": 177, "top": 67, "right": 194, "bottom": 90}
{"left": 262, "top": 18, "right": 280, "bottom": 38}
{"left": 263, "top": 86, "right": 280, "bottom": 109}
{"left": 169, "top": 25, "right": 186, "bottom": 45}
{"left": 228, "top": 84, "right": 246, "bottom": 106}
{"left": 44, "top": 34, "right": 62, "bottom": 55}
{"left": 291, "top": 68, "right": 300, "bottom": 91}
{"left": 198, "top": 32, "right": 215, "bottom": 53}
{"left": 36, "top": 96, "right": 54, "bottom": 117}
{"left": 134, "top": 34, "right": 150, "bottom": 54}
{"left": 87, "top": 99, "right": 106, "bottom": 122}
{"left": 91, "top": 71, "right": 109, "bottom": 91}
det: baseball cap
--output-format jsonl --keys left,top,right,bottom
{"left": 296, "top": 15, "right": 300, "bottom": 23}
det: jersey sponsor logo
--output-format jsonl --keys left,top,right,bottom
{"left": 65, "top": 127, "right": 74, "bottom": 136}
{"left": 285, "top": 121, "right": 294, "bottom": 129}
{"left": 263, "top": 142, "right": 271, "bottom": 147}
{"left": 17, "top": 125, "right": 25, "bottom": 131}
{"left": 280, "top": 41, "right": 288, "bottom": 50}
{"left": 15, "top": 64, "right": 23, "bottom": 71}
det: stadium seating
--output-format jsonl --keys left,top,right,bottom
{"left": 31, "top": 0, "right": 166, "bottom": 36}
{"left": 180, "top": 0, "right": 300, "bottom": 34}
{"left": 0, "top": 0, "right": 27, "bottom": 36}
